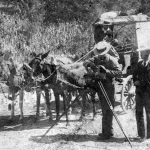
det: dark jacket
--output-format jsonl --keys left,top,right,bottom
{"left": 133, "top": 59, "right": 150, "bottom": 91}
{"left": 84, "top": 54, "right": 122, "bottom": 82}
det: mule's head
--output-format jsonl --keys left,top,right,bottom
{"left": 29, "top": 57, "right": 42, "bottom": 77}
{"left": 29, "top": 50, "right": 50, "bottom": 77}
{"left": 0, "top": 52, "right": 15, "bottom": 81}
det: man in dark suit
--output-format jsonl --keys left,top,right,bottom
{"left": 83, "top": 41, "right": 122, "bottom": 140}
{"left": 133, "top": 47, "right": 150, "bottom": 141}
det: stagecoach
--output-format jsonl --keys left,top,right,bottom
{"left": 93, "top": 12, "right": 150, "bottom": 112}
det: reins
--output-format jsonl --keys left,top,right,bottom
{"left": 74, "top": 47, "right": 95, "bottom": 63}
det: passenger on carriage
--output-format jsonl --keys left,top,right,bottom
{"left": 93, "top": 23, "right": 120, "bottom": 61}
{"left": 102, "top": 21, "right": 119, "bottom": 47}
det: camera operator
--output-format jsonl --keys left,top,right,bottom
{"left": 83, "top": 41, "right": 122, "bottom": 140}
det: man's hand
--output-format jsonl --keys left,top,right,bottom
{"left": 95, "top": 72, "right": 106, "bottom": 80}
{"left": 98, "top": 65, "right": 107, "bottom": 73}
{"left": 83, "top": 61, "right": 97, "bottom": 72}
{"left": 83, "top": 60, "right": 89, "bottom": 67}
{"left": 87, "top": 67, "right": 94, "bottom": 74}
{"left": 83, "top": 61, "right": 94, "bottom": 67}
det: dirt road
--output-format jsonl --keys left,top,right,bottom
{"left": 0, "top": 90, "right": 150, "bottom": 150}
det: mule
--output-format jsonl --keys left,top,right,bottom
{"left": 0, "top": 56, "right": 29, "bottom": 122}
{"left": 29, "top": 52, "right": 99, "bottom": 121}
{"left": 29, "top": 52, "right": 72, "bottom": 123}
{"left": 0, "top": 52, "right": 43, "bottom": 123}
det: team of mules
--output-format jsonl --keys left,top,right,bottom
{"left": 0, "top": 43, "right": 138, "bottom": 124}
{"left": 0, "top": 50, "right": 98, "bottom": 124}
{"left": 29, "top": 52, "right": 98, "bottom": 122}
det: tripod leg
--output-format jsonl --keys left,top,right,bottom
{"left": 98, "top": 82, "right": 132, "bottom": 147}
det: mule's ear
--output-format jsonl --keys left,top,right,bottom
{"left": 41, "top": 50, "right": 50, "bottom": 60}
{"left": 23, "top": 63, "right": 33, "bottom": 72}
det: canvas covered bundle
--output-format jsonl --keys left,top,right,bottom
{"left": 57, "top": 62, "right": 88, "bottom": 87}
{"left": 57, "top": 62, "right": 99, "bottom": 89}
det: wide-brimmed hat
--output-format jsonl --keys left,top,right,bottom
{"left": 93, "top": 41, "right": 111, "bottom": 55}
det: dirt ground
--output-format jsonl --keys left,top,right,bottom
{"left": 0, "top": 85, "right": 150, "bottom": 150}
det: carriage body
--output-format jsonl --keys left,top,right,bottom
{"left": 93, "top": 13, "right": 150, "bottom": 112}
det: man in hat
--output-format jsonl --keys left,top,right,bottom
{"left": 133, "top": 47, "right": 150, "bottom": 141}
{"left": 94, "top": 41, "right": 119, "bottom": 60}
{"left": 83, "top": 42, "right": 122, "bottom": 140}
{"left": 102, "top": 21, "right": 121, "bottom": 50}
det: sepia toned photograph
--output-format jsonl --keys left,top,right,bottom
{"left": 0, "top": 0, "right": 150, "bottom": 150}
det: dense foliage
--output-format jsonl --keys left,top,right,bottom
{"left": 0, "top": 0, "right": 150, "bottom": 61}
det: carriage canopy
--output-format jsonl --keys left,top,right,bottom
{"left": 93, "top": 12, "right": 150, "bottom": 52}
{"left": 136, "top": 22, "right": 150, "bottom": 49}
{"left": 94, "top": 13, "right": 149, "bottom": 26}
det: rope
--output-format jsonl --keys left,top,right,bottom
{"left": 37, "top": 70, "right": 56, "bottom": 82}
{"left": 74, "top": 47, "right": 95, "bottom": 63}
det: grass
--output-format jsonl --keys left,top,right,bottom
{"left": 0, "top": 14, "right": 94, "bottom": 63}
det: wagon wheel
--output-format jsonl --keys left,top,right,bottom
{"left": 121, "top": 75, "right": 136, "bottom": 113}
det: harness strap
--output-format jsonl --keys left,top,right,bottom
{"left": 57, "top": 78, "right": 83, "bottom": 89}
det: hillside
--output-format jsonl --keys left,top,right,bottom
{"left": 0, "top": 0, "right": 150, "bottom": 61}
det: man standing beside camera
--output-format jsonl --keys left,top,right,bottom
{"left": 83, "top": 41, "right": 122, "bottom": 140}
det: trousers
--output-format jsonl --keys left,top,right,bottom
{"left": 97, "top": 81, "right": 115, "bottom": 137}
{"left": 135, "top": 88, "right": 150, "bottom": 138}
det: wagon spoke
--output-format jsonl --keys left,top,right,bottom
{"left": 130, "top": 97, "right": 135, "bottom": 105}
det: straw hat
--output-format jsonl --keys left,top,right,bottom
{"left": 93, "top": 41, "right": 111, "bottom": 55}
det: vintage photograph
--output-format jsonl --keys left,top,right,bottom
{"left": 0, "top": 0, "right": 150, "bottom": 150}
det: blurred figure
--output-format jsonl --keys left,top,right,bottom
{"left": 133, "top": 47, "right": 150, "bottom": 141}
